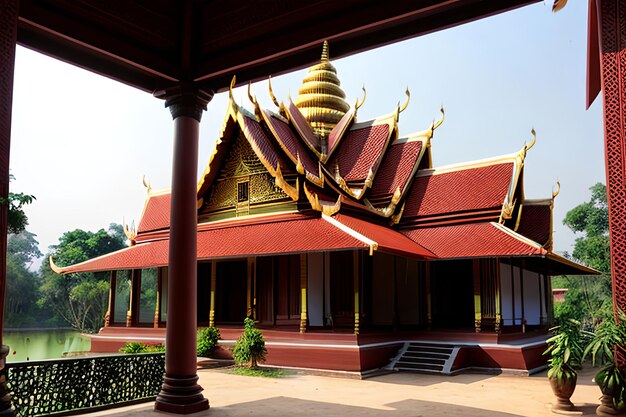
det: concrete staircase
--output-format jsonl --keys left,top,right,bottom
{"left": 387, "top": 342, "right": 460, "bottom": 375}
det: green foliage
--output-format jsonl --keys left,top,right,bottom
{"left": 556, "top": 182, "right": 613, "bottom": 327}
{"left": 197, "top": 327, "right": 221, "bottom": 357}
{"left": 39, "top": 223, "right": 127, "bottom": 332}
{"left": 231, "top": 367, "right": 286, "bottom": 378}
{"left": 119, "top": 342, "right": 165, "bottom": 354}
{"left": 8, "top": 231, "right": 42, "bottom": 267}
{"left": 584, "top": 317, "right": 626, "bottom": 367}
{"left": 1, "top": 175, "right": 36, "bottom": 235}
{"left": 544, "top": 319, "right": 585, "bottom": 381}
{"left": 595, "top": 364, "right": 626, "bottom": 410}
{"left": 232, "top": 318, "right": 267, "bottom": 369}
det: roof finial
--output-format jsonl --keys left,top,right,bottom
{"left": 321, "top": 40, "right": 330, "bottom": 62}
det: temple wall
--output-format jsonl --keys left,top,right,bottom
{"left": 500, "top": 263, "right": 513, "bottom": 325}
{"left": 307, "top": 252, "right": 325, "bottom": 327}
{"left": 395, "top": 257, "right": 420, "bottom": 326}
{"left": 523, "top": 270, "right": 541, "bottom": 326}
{"left": 372, "top": 253, "right": 394, "bottom": 325}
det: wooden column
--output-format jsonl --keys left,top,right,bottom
{"left": 0, "top": 1, "right": 18, "bottom": 413}
{"left": 209, "top": 262, "right": 216, "bottom": 327}
{"left": 105, "top": 271, "right": 117, "bottom": 327}
{"left": 246, "top": 258, "right": 253, "bottom": 318}
{"left": 353, "top": 252, "right": 360, "bottom": 335}
{"left": 154, "top": 85, "right": 212, "bottom": 414}
{"left": 425, "top": 262, "right": 432, "bottom": 330}
{"left": 300, "top": 254, "right": 307, "bottom": 333}
{"left": 495, "top": 262, "right": 502, "bottom": 334}
{"left": 127, "top": 269, "right": 141, "bottom": 327}
{"left": 519, "top": 259, "right": 526, "bottom": 333}
{"left": 472, "top": 260, "right": 482, "bottom": 333}
{"left": 596, "top": 0, "right": 626, "bottom": 369}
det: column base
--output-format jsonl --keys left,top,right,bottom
{"left": 154, "top": 375, "right": 209, "bottom": 414}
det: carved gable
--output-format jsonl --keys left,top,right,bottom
{"left": 199, "top": 131, "right": 289, "bottom": 221}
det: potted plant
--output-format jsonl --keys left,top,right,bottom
{"left": 584, "top": 317, "right": 626, "bottom": 416}
{"left": 544, "top": 319, "right": 584, "bottom": 412}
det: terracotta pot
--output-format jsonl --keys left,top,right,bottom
{"left": 549, "top": 373, "right": 577, "bottom": 411}
{"left": 596, "top": 394, "right": 626, "bottom": 416}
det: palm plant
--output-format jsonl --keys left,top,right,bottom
{"left": 584, "top": 313, "right": 626, "bottom": 412}
{"left": 544, "top": 319, "right": 584, "bottom": 411}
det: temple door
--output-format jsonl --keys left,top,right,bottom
{"left": 275, "top": 255, "right": 301, "bottom": 325}
{"left": 330, "top": 251, "right": 355, "bottom": 327}
{"left": 215, "top": 260, "right": 247, "bottom": 324}
{"left": 256, "top": 256, "right": 274, "bottom": 325}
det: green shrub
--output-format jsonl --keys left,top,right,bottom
{"left": 197, "top": 326, "right": 221, "bottom": 357}
{"left": 232, "top": 317, "right": 267, "bottom": 369}
{"left": 119, "top": 342, "right": 164, "bottom": 354}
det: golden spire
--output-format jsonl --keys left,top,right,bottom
{"left": 295, "top": 41, "right": 350, "bottom": 140}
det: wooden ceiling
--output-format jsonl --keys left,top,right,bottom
{"left": 16, "top": 0, "right": 539, "bottom": 94}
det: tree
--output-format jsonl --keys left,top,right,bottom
{"left": 39, "top": 223, "right": 127, "bottom": 333}
{"left": 2, "top": 174, "right": 36, "bottom": 234}
{"left": 555, "top": 183, "right": 612, "bottom": 327}
{"left": 5, "top": 230, "right": 43, "bottom": 328}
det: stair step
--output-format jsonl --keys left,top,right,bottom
{"left": 407, "top": 346, "right": 453, "bottom": 354}
{"left": 399, "top": 357, "right": 446, "bottom": 365}
{"left": 403, "top": 352, "right": 449, "bottom": 360}
{"left": 389, "top": 343, "right": 459, "bottom": 375}
{"left": 396, "top": 362, "right": 444, "bottom": 371}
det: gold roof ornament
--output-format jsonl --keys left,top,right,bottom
{"left": 295, "top": 41, "right": 350, "bottom": 140}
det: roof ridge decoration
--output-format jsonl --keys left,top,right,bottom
{"left": 303, "top": 182, "right": 341, "bottom": 216}
{"left": 294, "top": 41, "right": 350, "bottom": 144}
{"left": 499, "top": 129, "right": 537, "bottom": 223}
{"left": 124, "top": 220, "right": 137, "bottom": 246}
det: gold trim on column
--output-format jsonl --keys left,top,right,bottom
{"left": 247, "top": 258, "right": 253, "bottom": 318}
{"left": 354, "top": 252, "right": 360, "bottom": 335}
{"left": 105, "top": 270, "right": 116, "bottom": 327}
{"left": 473, "top": 260, "right": 482, "bottom": 333}
{"left": 425, "top": 262, "right": 432, "bottom": 329}
{"left": 300, "top": 254, "right": 308, "bottom": 333}
{"left": 495, "top": 263, "right": 502, "bottom": 334}
{"left": 210, "top": 262, "right": 216, "bottom": 327}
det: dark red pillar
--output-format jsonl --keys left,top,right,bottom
{"left": 0, "top": 0, "right": 18, "bottom": 415}
{"left": 597, "top": 0, "right": 626, "bottom": 366}
{"left": 154, "top": 85, "right": 212, "bottom": 413}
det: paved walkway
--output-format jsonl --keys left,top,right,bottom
{"left": 88, "top": 367, "right": 603, "bottom": 417}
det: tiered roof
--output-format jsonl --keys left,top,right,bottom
{"left": 52, "top": 42, "right": 596, "bottom": 276}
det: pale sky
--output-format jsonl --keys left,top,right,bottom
{"left": 10, "top": 1, "right": 603, "bottom": 262}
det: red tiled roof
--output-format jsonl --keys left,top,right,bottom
{"left": 403, "top": 162, "right": 514, "bottom": 220}
{"left": 516, "top": 203, "right": 551, "bottom": 247}
{"left": 285, "top": 100, "right": 320, "bottom": 153}
{"left": 369, "top": 140, "right": 424, "bottom": 198}
{"left": 329, "top": 123, "right": 390, "bottom": 182}
{"left": 56, "top": 213, "right": 437, "bottom": 274}
{"left": 333, "top": 214, "right": 434, "bottom": 259}
{"left": 327, "top": 108, "right": 354, "bottom": 155}
{"left": 262, "top": 110, "right": 319, "bottom": 176}
{"left": 239, "top": 112, "right": 292, "bottom": 173}
{"left": 137, "top": 192, "right": 171, "bottom": 234}
{"left": 402, "top": 222, "right": 546, "bottom": 258}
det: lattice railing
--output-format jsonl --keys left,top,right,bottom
{"left": 7, "top": 353, "right": 164, "bottom": 416}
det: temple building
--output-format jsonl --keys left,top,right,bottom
{"left": 52, "top": 42, "right": 596, "bottom": 376}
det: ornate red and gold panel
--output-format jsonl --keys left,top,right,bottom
{"left": 598, "top": 0, "right": 626, "bottom": 369}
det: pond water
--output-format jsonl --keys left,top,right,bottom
{"left": 2, "top": 329, "right": 91, "bottom": 362}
